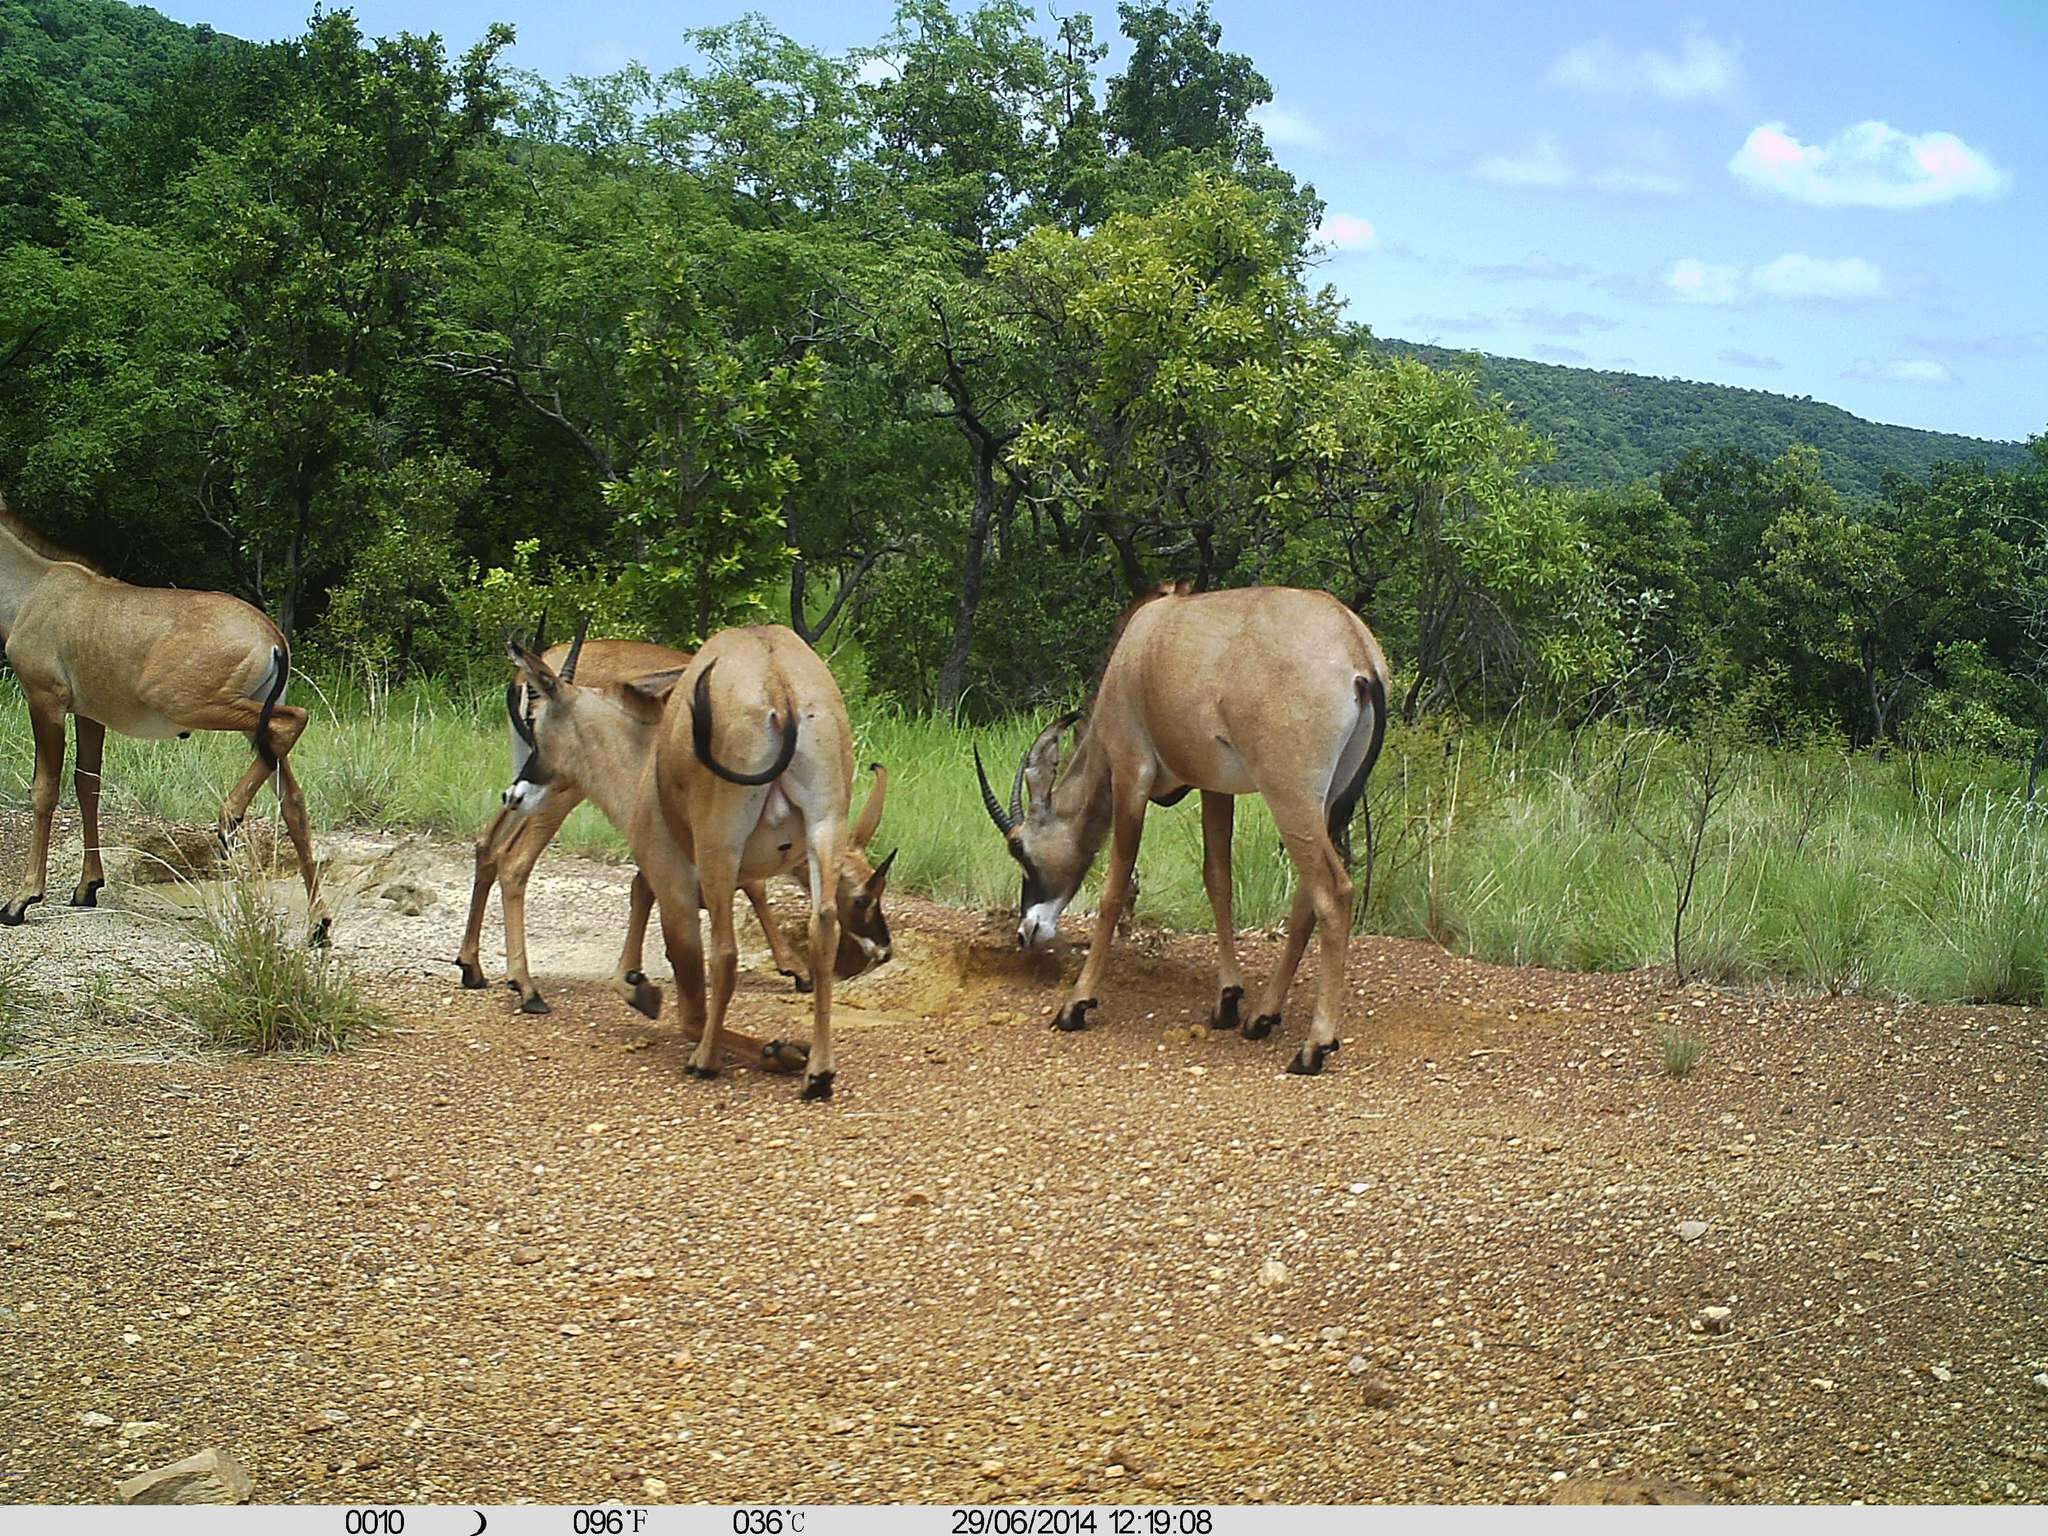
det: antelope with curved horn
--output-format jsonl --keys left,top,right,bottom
{"left": 976, "top": 583, "right": 1389, "bottom": 1075}
{"left": 503, "top": 623, "right": 892, "bottom": 1099}
{"left": 457, "top": 617, "right": 890, "bottom": 1017}
{"left": 0, "top": 494, "right": 329, "bottom": 940}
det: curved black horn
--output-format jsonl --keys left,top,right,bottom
{"left": 1009, "top": 752, "right": 1028, "bottom": 825}
{"left": 690, "top": 660, "right": 799, "bottom": 786}
{"left": 559, "top": 614, "right": 591, "bottom": 684}
{"left": 506, "top": 679, "right": 534, "bottom": 747}
{"left": 974, "top": 743, "right": 1015, "bottom": 837}
{"left": 531, "top": 607, "right": 549, "bottom": 652}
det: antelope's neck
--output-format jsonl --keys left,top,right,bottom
{"left": 1056, "top": 730, "right": 1117, "bottom": 864}
{"left": 0, "top": 531, "right": 52, "bottom": 636}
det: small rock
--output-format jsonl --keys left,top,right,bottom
{"left": 509, "top": 1246, "right": 543, "bottom": 1265}
{"left": 116, "top": 1449, "right": 254, "bottom": 1505}
{"left": 1256, "top": 1259, "right": 1289, "bottom": 1288}
{"left": 1319, "top": 1326, "right": 1347, "bottom": 1343}
{"left": 1694, "top": 1306, "right": 1733, "bottom": 1335}
{"left": 79, "top": 1412, "right": 117, "bottom": 1430}
{"left": 642, "top": 1477, "right": 669, "bottom": 1499}
{"left": 1108, "top": 1442, "right": 1146, "bottom": 1474}
{"left": 43, "top": 1210, "right": 78, "bottom": 1226}
{"left": 559, "top": 1323, "right": 583, "bottom": 1337}
{"left": 119, "top": 1421, "right": 164, "bottom": 1442}
{"left": 2031, "top": 1372, "right": 2048, "bottom": 1395}
{"left": 1345, "top": 1354, "right": 1372, "bottom": 1374}
{"left": 1677, "top": 1220, "right": 1709, "bottom": 1243}
{"left": 300, "top": 1414, "right": 336, "bottom": 1435}
{"left": 377, "top": 880, "right": 436, "bottom": 917}
{"left": 827, "top": 1416, "right": 857, "bottom": 1435}
{"left": 901, "top": 1190, "right": 932, "bottom": 1207}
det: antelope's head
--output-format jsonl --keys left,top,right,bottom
{"left": 503, "top": 621, "right": 681, "bottom": 816}
{"left": 830, "top": 764, "right": 897, "bottom": 979}
{"left": 976, "top": 712, "right": 1090, "bottom": 951}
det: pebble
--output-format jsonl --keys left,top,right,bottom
{"left": 79, "top": 1412, "right": 117, "bottom": 1429}
{"left": 642, "top": 1477, "right": 668, "bottom": 1499}
{"left": 1257, "top": 1259, "right": 1289, "bottom": 1288}
{"left": 1677, "top": 1220, "right": 1709, "bottom": 1242}
{"left": 1694, "top": 1306, "right": 1734, "bottom": 1335}
{"left": 510, "top": 1246, "right": 543, "bottom": 1265}
{"left": 2032, "top": 1373, "right": 2048, "bottom": 1395}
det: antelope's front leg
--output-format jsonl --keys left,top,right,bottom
{"left": 1199, "top": 790, "right": 1244, "bottom": 1030}
{"left": 1050, "top": 797, "right": 1148, "bottom": 1033}
{"left": 3, "top": 698, "right": 68, "bottom": 925}
{"left": 609, "top": 871, "right": 663, "bottom": 1020}
{"left": 744, "top": 878, "right": 811, "bottom": 992}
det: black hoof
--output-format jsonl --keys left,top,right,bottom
{"left": 762, "top": 1039, "right": 810, "bottom": 1074}
{"left": 684, "top": 1062, "right": 719, "bottom": 1081}
{"left": 1287, "top": 1041, "right": 1337, "bottom": 1075}
{"left": 782, "top": 969, "right": 814, "bottom": 995}
{"left": 1051, "top": 998, "right": 1099, "bottom": 1033}
{"left": 307, "top": 917, "right": 332, "bottom": 950}
{"left": 69, "top": 879, "right": 105, "bottom": 909}
{"left": 455, "top": 957, "right": 488, "bottom": 990}
{"left": 518, "top": 991, "right": 551, "bottom": 1016}
{"left": 627, "top": 980, "right": 662, "bottom": 1020}
{"left": 1243, "top": 1012, "right": 1280, "bottom": 1041}
{"left": 624, "top": 969, "right": 647, "bottom": 985}
{"left": 0, "top": 895, "right": 43, "bottom": 926}
{"left": 801, "top": 1071, "right": 835, "bottom": 1102}
{"left": 1209, "top": 985, "right": 1244, "bottom": 1030}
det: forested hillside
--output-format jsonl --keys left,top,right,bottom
{"left": 2, "top": 0, "right": 2045, "bottom": 768}
{"left": 1373, "top": 339, "right": 2030, "bottom": 500}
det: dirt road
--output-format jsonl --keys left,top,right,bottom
{"left": 2, "top": 813, "right": 2044, "bottom": 1504}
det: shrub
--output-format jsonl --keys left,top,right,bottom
{"left": 1659, "top": 1026, "right": 1704, "bottom": 1079}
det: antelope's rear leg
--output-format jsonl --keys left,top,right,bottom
{"left": 271, "top": 753, "right": 330, "bottom": 946}
{"left": 610, "top": 871, "right": 663, "bottom": 1020}
{"left": 69, "top": 717, "right": 107, "bottom": 908}
{"left": 744, "top": 878, "right": 811, "bottom": 992}
{"left": 2, "top": 696, "right": 68, "bottom": 925}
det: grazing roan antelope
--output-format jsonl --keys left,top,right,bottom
{"left": 457, "top": 622, "right": 889, "bottom": 1018}
{"left": 504, "top": 622, "right": 892, "bottom": 1099}
{"left": 0, "top": 495, "right": 329, "bottom": 940}
{"left": 975, "top": 582, "right": 1389, "bottom": 1075}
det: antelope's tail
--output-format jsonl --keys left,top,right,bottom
{"left": 1327, "top": 671, "right": 1388, "bottom": 869}
{"left": 690, "top": 660, "right": 800, "bottom": 786}
{"left": 254, "top": 647, "right": 287, "bottom": 767}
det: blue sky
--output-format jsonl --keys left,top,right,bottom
{"left": 148, "top": 1, "right": 2047, "bottom": 442}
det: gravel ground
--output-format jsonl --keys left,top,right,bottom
{"left": 2, "top": 810, "right": 2045, "bottom": 1505}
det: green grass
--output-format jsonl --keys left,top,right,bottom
{"left": 4, "top": 669, "right": 2047, "bottom": 1007}
{"left": 1658, "top": 1026, "right": 1704, "bottom": 1079}
{"left": 166, "top": 875, "right": 386, "bottom": 1053}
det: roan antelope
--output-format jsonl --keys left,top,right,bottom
{"left": 457, "top": 622, "right": 888, "bottom": 1018}
{"left": 0, "top": 495, "right": 329, "bottom": 940}
{"left": 976, "top": 582, "right": 1389, "bottom": 1075}
{"left": 504, "top": 623, "right": 892, "bottom": 1099}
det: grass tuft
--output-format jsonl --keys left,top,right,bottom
{"left": 168, "top": 877, "right": 385, "bottom": 1053}
{"left": 1658, "top": 1026, "right": 1704, "bottom": 1079}
{"left": 0, "top": 960, "right": 29, "bottom": 1058}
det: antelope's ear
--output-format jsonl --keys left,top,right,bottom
{"left": 623, "top": 667, "right": 686, "bottom": 705}
{"left": 865, "top": 848, "right": 897, "bottom": 896}
{"left": 507, "top": 635, "right": 560, "bottom": 696}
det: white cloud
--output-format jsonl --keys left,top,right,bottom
{"left": 1474, "top": 134, "right": 1685, "bottom": 196}
{"left": 1665, "top": 253, "right": 1883, "bottom": 305}
{"left": 1252, "top": 103, "right": 1326, "bottom": 151}
{"left": 1588, "top": 168, "right": 1686, "bottom": 197}
{"left": 1730, "top": 120, "right": 2006, "bottom": 208}
{"left": 1847, "top": 358, "right": 1957, "bottom": 386}
{"left": 1474, "top": 137, "right": 1575, "bottom": 188}
{"left": 1749, "top": 253, "right": 1883, "bottom": 301}
{"left": 1665, "top": 258, "right": 1742, "bottom": 305}
{"left": 1549, "top": 27, "right": 1740, "bottom": 102}
{"left": 1316, "top": 213, "right": 1377, "bottom": 251}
